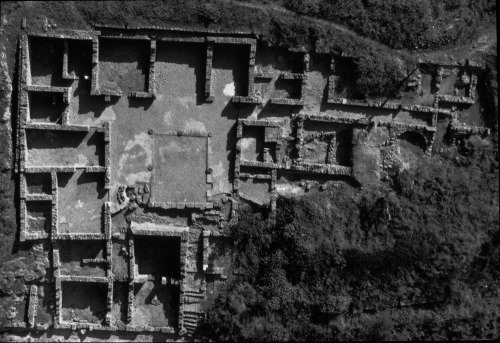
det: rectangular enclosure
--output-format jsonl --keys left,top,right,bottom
{"left": 35, "top": 283, "right": 54, "bottom": 326}
{"left": 255, "top": 46, "right": 304, "bottom": 73}
{"left": 303, "top": 121, "right": 354, "bottom": 167}
{"left": 59, "top": 240, "right": 106, "bottom": 277}
{"left": 112, "top": 241, "right": 129, "bottom": 281}
{"left": 153, "top": 135, "right": 208, "bottom": 204}
{"left": 61, "top": 281, "right": 107, "bottom": 323}
{"left": 26, "top": 129, "right": 105, "bottom": 167}
{"left": 438, "top": 67, "right": 460, "bottom": 95}
{"left": 155, "top": 41, "right": 205, "bottom": 101}
{"left": 131, "top": 235, "right": 182, "bottom": 328}
{"left": 238, "top": 178, "right": 271, "bottom": 206}
{"left": 132, "top": 280, "right": 180, "bottom": 328}
{"left": 331, "top": 57, "right": 364, "bottom": 99}
{"left": 111, "top": 282, "right": 128, "bottom": 325}
{"left": 272, "top": 78, "right": 302, "bottom": 99}
{"left": 99, "top": 38, "right": 150, "bottom": 93}
{"left": 26, "top": 201, "right": 52, "bottom": 234}
{"left": 28, "top": 91, "right": 67, "bottom": 123}
{"left": 301, "top": 135, "right": 333, "bottom": 164}
{"left": 57, "top": 171, "right": 107, "bottom": 234}
{"left": 26, "top": 172, "right": 51, "bottom": 194}
{"left": 241, "top": 126, "right": 264, "bottom": 162}
{"left": 29, "top": 36, "right": 64, "bottom": 86}
{"left": 213, "top": 44, "right": 250, "bottom": 97}
{"left": 400, "top": 67, "right": 436, "bottom": 107}
{"left": 134, "top": 235, "right": 181, "bottom": 279}
{"left": 67, "top": 40, "right": 93, "bottom": 79}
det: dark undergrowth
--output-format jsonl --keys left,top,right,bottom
{"left": 282, "top": 0, "right": 496, "bottom": 50}
{"left": 201, "top": 136, "right": 499, "bottom": 341}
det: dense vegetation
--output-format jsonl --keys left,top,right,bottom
{"left": 283, "top": 0, "right": 497, "bottom": 50}
{"left": 353, "top": 54, "right": 409, "bottom": 98}
{"left": 262, "top": 14, "right": 413, "bottom": 99}
{"left": 202, "top": 137, "right": 499, "bottom": 341}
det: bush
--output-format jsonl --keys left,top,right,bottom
{"left": 354, "top": 53, "right": 407, "bottom": 98}
{"left": 202, "top": 138, "right": 499, "bottom": 341}
{"left": 284, "top": 0, "right": 496, "bottom": 50}
{"left": 283, "top": 0, "right": 321, "bottom": 15}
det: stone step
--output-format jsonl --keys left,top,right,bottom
{"left": 184, "top": 292, "right": 205, "bottom": 298}
{"left": 184, "top": 316, "right": 202, "bottom": 321}
{"left": 184, "top": 310, "right": 204, "bottom": 314}
{"left": 184, "top": 313, "right": 204, "bottom": 318}
{"left": 184, "top": 299, "right": 203, "bottom": 304}
{"left": 184, "top": 323, "right": 199, "bottom": 329}
{"left": 184, "top": 315, "right": 202, "bottom": 320}
{"left": 184, "top": 319, "right": 201, "bottom": 325}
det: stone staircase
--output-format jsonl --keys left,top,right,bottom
{"left": 183, "top": 310, "right": 204, "bottom": 336}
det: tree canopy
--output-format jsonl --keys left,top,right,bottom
{"left": 202, "top": 137, "right": 499, "bottom": 341}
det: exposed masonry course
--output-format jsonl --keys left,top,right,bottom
{"left": 8, "top": 25, "right": 490, "bottom": 339}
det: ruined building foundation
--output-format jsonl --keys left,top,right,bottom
{"left": 6, "top": 25, "right": 490, "bottom": 339}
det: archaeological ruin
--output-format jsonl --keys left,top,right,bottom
{"left": 4, "top": 21, "right": 491, "bottom": 340}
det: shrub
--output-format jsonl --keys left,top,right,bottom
{"left": 354, "top": 53, "right": 407, "bottom": 98}
{"left": 202, "top": 138, "right": 499, "bottom": 341}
